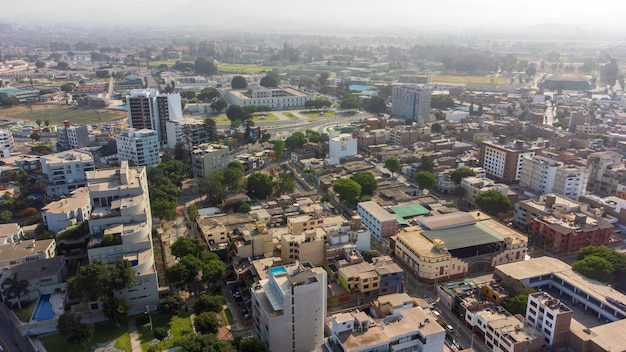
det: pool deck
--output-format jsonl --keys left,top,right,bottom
{"left": 49, "top": 292, "right": 65, "bottom": 316}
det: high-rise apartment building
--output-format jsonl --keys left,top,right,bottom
{"left": 116, "top": 128, "right": 160, "bottom": 168}
{"left": 251, "top": 263, "right": 327, "bottom": 352}
{"left": 478, "top": 137, "right": 542, "bottom": 184}
{"left": 519, "top": 155, "right": 588, "bottom": 200}
{"left": 165, "top": 118, "right": 208, "bottom": 150}
{"left": 191, "top": 143, "right": 230, "bottom": 177}
{"left": 391, "top": 85, "right": 432, "bottom": 124}
{"left": 41, "top": 150, "right": 95, "bottom": 196}
{"left": 525, "top": 292, "right": 572, "bottom": 348}
{"left": 58, "top": 121, "right": 89, "bottom": 150}
{"left": 126, "top": 89, "right": 182, "bottom": 147}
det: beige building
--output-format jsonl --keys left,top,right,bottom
{"left": 0, "top": 223, "right": 56, "bottom": 269}
{"left": 41, "top": 150, "right": 95, "bottom": 196}
{"left": 478, "top": 138, "right": 542, "bottom": 183}
{"left": 338, "top": 261, "right": 381, "bottom": 297}
{"left": 281, "top": 229, "right": 326, "bottom": 265}
{"left": 287, "top": 214, "right": 325, "bottom": 234}
{"left": 191, "top": 143, "right": 231, "bottom": 177}
{"left": 231, "top": 223, "right": 274, "bottom": 259}
{"left": 42, "top": 187, "right": 91, "bottom": 234}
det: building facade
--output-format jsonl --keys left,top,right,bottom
{"left": 251, "top": 263, "right": 327, "bottom": 352}
{"left": 357, "top": 201, "right": 398, "bottom": 242}
{"left": 525, "top": 292, "right": 572, "bottom": 348}
{"left": 126, "top": 89, "right": 182, "bottom": 147}
{"left": 224, "top": 87, "right": 312, "bottom": 110}
{"left": 519, "top": 155, "right": 589, "bottom": 200}
{"left": 116, "top": 128, "right": 160, "bottom": 168}
{"left": 0, "top": 128, "right": 15, "bottom": 155}
{"left": 165, "top": 118, "right": 208, "bottom": 150}
{"left": 57, "top": 121, "right": 89, "bottom": 150}
{"left": 530, "top": 213, "right": 613, "bottom": 253}
{"left": 391, "top": 85, "right": 433, "bottom": 124}
{"left": 42, "top": 187, "right": 91, "bottom": 233}
{"left": 478, "top": 138, "right": 542, "bottom": 184}
{"left": 41, "top": 150, "right": 95, "bottom": 197}
{"left": 328, "top": 134, "right": 357, "bottom": 159}
{"left": 191, "top": 143, "right": 231, "bottom": 177}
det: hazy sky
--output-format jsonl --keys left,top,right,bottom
{"left": 3, "top": 0, "right": 625, "bottom": 34}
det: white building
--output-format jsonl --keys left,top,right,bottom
{"left": 116, "top": 128, "right": 160, "bottom": 168}
{"left": 224, "top": 86, "right": 312, "bottom": 110}
{"left": 41, "top": 150, "right": 95, "bottom": 197}
{"left": 525, "top": 292, "right": 573, "bottom": 348}
{"left": 126, "top": 89, "right": 182, "bottom": 147}
{"left": 519, "top": 155, "right": 589, "bottom": 200}
{"left": 391, "top": 85, "right": 433, "bottom": 124}
{"left": 251, "top": 263, "right": 327, "bottom": 352}
{"left": 0, "top": 129, "right": 15, "bottom": 157}
{"left": 165, "top": 118, "right": 208, "bottom": 150}
{"left": 328, "top": 134, "right": 357, "bottom": 159}
{"left": 445, "top": 109, "right": 470, "bottom": 122}
{"left": 58, "top": 121, "right": 90, "bottom": 150}
{"left": 85, "top": 161, "right": 161, "bottom": 313}
{"left": 42, "top": 187, "right": 91, "bottom": 233}
{"left": 192, "top": 143, "right": 230, "bottom": 177}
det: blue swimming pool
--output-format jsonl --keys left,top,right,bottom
{"left": 270, "top": 266, "right": 287, "bottom": 276}
{"left": 33, "top": 294, "right": 55, "bottom": 321}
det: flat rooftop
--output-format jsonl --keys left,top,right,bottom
{"left": 358, "top": 201, "right": 396, "bottom": 222}
{"left": 391, "top": 203, "right": 430, "bottom": 218}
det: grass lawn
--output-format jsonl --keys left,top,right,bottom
{"left": 222, "top": 308, "right": 234, "bottom": 325}
{"left": 14, "top": 299, "right": 37, "bottom": 322}
{"left": 428, "top": 74, "right": 508, "bottom": 88}
{"left": 218, "top": 64, "right": 273, "bottom": 74}
{"left": 300, "top": 110, "right": 337, "bottom": 118}
{"left": 0, "top": 105, "right": 126, "bottom": 125}
{"left": 251, "top": 113, "right": 279, "bottom": 122}
{"left": 283, "top": 112, "right": 298, "bottom": 120}
{"left": 193, "top": 114, "right": 231, "bottom": 126}
{"left": 147, "top": 60, "right": 192, "bottom": 68}
{"left": 138, "top": 312, "right": 193, "bottom": 351}
{"left": 41, "top": 321, "right": 132, "bottom": 352}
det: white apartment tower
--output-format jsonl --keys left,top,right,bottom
{"left": 520, "top": 155, "right": 589, "bottom": 200}
{"left": 0, "top": 128, "right": 15, "bottom": 156}
{"left": 116, "top": 128, "right": 160, "bottom": 168}
{"left": 525, "top": 292, "right": 572, "bottom": 348}
{"left": 85, "top": 161, "right": 161, "bottom": 313}
{"left": 391, "top": 85, "right": 433, "bottom": 124}
{"left": 126, "top": 89, "right": 182, "bottom": 147}
{"left": 41, "top": 150, "right": 95, "bottom": 197}
{"left": 251, "top": 264, "right": 327, "bottom": 352}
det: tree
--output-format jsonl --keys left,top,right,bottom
{"left": 274, "top": 172, "right": 295, "bottom": 196}
{"left": 239, "top": 338, "right": 269, "bottom": 352}
{"left": 223, "top": 162, "right": 244, "bottom": 192}
{"left": 181, "top": 90, "right": 196, "bottom": 99}
{"left": 151, "top": 198, "right": 177, "bottom": 220}
{"left": 194, "top": 311, "right": 220, "bottom": 334}
{"left": 101, "top": 296, "right": 128, "bottom": 327}
{"left": 35, "top": 60, "right": 46, "bottom": 68}
{"left": 202, "top": 254, "right": 226, "bottom": 285}
{"left": 171, "top": 237, "right": 205, "bottom": 259}
{"left": 284, "top": 132, "right": 306, "bottom": 150}
{"left": 0, "top": 210, "right": 12, "bottom": 223}
{"left": 187, "top": 203, "right": 200, "bottom": 222}
{"left": 3, "top": 272, "right": 29, "bottom": 309}
{"left": 572, "top": 255, "right": 614, "bottom": 283}
{"left": 60, "top": 83, "right": 75, "bottom": 92}
{"left": 194, "top": 57, "right": 218, "bottom": 75}
{"left": 167, "top": 255, "right": 203, "bottom": 289}
{"left": 452, "top": 185, "right": 466, "bottom": 199}
{"left": 272, "top": 140, "right": 285, "bottom": 160}
{"left": 418, "top": 155, "right": 435, "bottom": 172}
{"left": 57, "top": 61, "right": 69, "bottom": 70}
{"left": 260, "top": 73, "right": 279, "bottom": 87}
{"left": 415, "top": 171, "right": 437, "bottom": 191}
{"left": 501, "top": 294, "right": 529, "bottom": 315}
{"left": 226, "top": 105, "right": 245, "bottom": 127}
{"left": 231, "top": 76, "right": 248, "bottom": 89}
{"left": 197, "top": 87, "right": 221, "bottom": 102}
{"left": 180, "top": 334, "right": 236, "bottom": 352}
{"left": 58, "top": 312, "right": 94, "bottom": 346}
{"left": 340, "top": 95, "right": 361, "bottom": 110}
{"left": 306, "top": 129, "right": 321, "bottom": 143}
{"left": 69, "top": 259, "right": 135, "bottom": 302}
{"left": 431, "top": 122, "right": 442, "bottom": 133}
{"left": 199, "top": 172, "right": 226, "bottom": 205}
{"left": 194, "top": 294, "right": 225, "bottom": 314}
{"left": 210, "top": 98, "right": 227, "bottom": 113}
{"left": 576, "top": 246, "right": 626, "bottom": 280}
{"left": 450, "top": 167, "right": 476, "bottom": 184}
{"left": 246, "top": 172, "right": 274, "bottom": 199}
{"left": 333, "top": 178, "right": 362, "bottom": 204}
{"left": 203, "top": 117, "right": 219, "bottom": 143}
{"left": 158, "top": 295, "right": 184, "bottom": 316}
{"left": 365, "top": 96, "right": 386, "bottom": 114}
{"left": 431, "top": 95, "right": 455, "bottom": 109}
{"left": 384, "top": 157, "right": 401, "bottom": 176}
{"left": 351, "top": 172, "right": 378, "bottom": 196}
{"left": 318, "top": 72, "right": 330, "bottom": 86}
{"left": 475, "top": 190, "right": 512, "bottom": 216}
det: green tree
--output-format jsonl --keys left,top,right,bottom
{"left": 197, "top": 87, "right": 221, "bottom": 102}
{"left": 576, "top": 246, "right": 626, "bottom": 279}
{"left": 171, "top": 237, "right": 205, "bottom": 259}
{"left": 501, "top": 294, "right": 529, "bottom": 315}
{"left": 572, "top": 255, "right": 615, "bottom": 283}
{"left": 180, "top": 90, "right": 196, "bottom": 99}
{"left": 306, "top": 129, "right": 321, "bottom": 143}
{"left": 333, "top": 178, "right": 362, "bottom": 204}
{"left": 57, "top": 61, "right": 69, "bottom": 70}
{"left": 226, "top": 105, "right": 245, "bottom": 127}
{"left": 202, "top": 254, "right": 226, "bottom": 286}
{"left": 69, "top": 259, "right": 135, "bottom": 302}
{"left": 274, "top": 172, "right": 295, "bottom": 196}
{"left": 194, "top": 311, "right": 220, "bottom": 334}
{"left": 199, "top": 172, "right": 226, "bottom": 205}
{"left": 239, "top": 338, "right": 269, "bottom": 352}
{"left": 194, "top": 294, "right": 225, "bottom": 314}
{"left": 246, "top": 172, "right": 274, "bottom": 199}
{"left": 418, "top": 155, "right": 435, "bottom": 172}
{"left": 475, "top": 190, "right": 512, "bottom": 216}
{"left": 350, "top": 171, "right": 378, "bottom": 196}
{"left": 0, "top": 210, "right": 12, "bottom": 223}
{"left": 450, "top": 167, "right": 476, "bottom": 184}
{"left": 29, "top": 131, "right": 40, "bottom": 142}
{"left": 180, "top": 334, "right": 236, "bottom": 352}
{"left": 384, "top": 157, "right": 401, "bottom": 176}
{"left": 431, "top": 95, "right": 455, "bottom": 109}
{"left": 231, "top": 76, "right": 248, "bottom": 89}
{"left": 210, "top": 98, "right": 227, "bottom": 113}
{"left": 187, "top": 204, "right": 200, "bottom": 222}
{"left": 285, "top": 132, "right": 307, "bottom": 150}
{"left": 340, "top": 95, "right": 361, "bottom": 110}
{"left": 365, "top": 96, "right": 387, "bottom": 114}
{"left": 318, "top": 72, "right": 330, "bottom": 86}
{"left": 260, "top": 73, "right": 279, "bottom": 87}
{"left": 194, "top": 57, "right": 218, "bottom": 75}
{"left": 151, "top": 198, "right": 177, "bottom": 220}
{"left": 203, "top": 117, "right": 219, "bottom": 142}
{"left": 415, "top": 171, "right": 437, "bottom": 191}
{"left": 35, "top": 60, "right": 46, "bottom": 68}
{"left": 58, "top": 312, "right": 94, "bottom": 346}
{"left": 158, "top": 295, "right": 184, "bottom": 316}
{"left": 2, "top": 272, "right": 29, "bottom": 309}
{"left": 167, "top": 255, "right": 203, "bottom": 289}
{"left": 271, "top": 140, "right": 285, "bottom": 160}
{"left": 101, "top": 296, "right": 128, "bottom": 327}
{"left": 431, "top": 122, "right": 442, "bottom": 133}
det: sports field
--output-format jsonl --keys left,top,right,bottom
{"left": 428, "top": 74, "right": 508, "bottom": 88}
{"left": 0, "top": 105, "right": 127, "bottom": 124}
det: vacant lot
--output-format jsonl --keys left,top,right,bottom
{"left": 0, "top": 105, "right": 126, "bottom": 125}
{"left": 428, "top": 74, "right": 508, "bottom": 88}
{"left": 218, "top": 64, "right": 273, "bottom": 74}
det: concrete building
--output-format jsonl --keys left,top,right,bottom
{"left": 391, "top": 85, "right": 433, "bottom": 124}
{"left": 41, "top": 150, "right": 95, "bottom": 197}
{"left": 587, "top": 151, "right": 623, "bottom": 189}
{"left": 116, "top": 128, "right": 160, "bottom": 168}
{"left": 391, "top": 211, "right": 528, "bottom": 283}
{"left": 327, "top": 303, "right": 445, "bottom": 352}
{"left": 165, "top": 118, "right": 208, "bottom": 150}
{"left": 460, "top": 176, "right": 514, "bottom": 210}
{"left": 281, "top": 230, "right": 325, "bottom": 265}
{"left": 526, "top": 292, "right": 572, "bottom": 348}
{"left": 191, "top": 143, "right": 230, "bottom": 177}
{"left": 519, "top": 155, "right": 589, "bottom": 200}
{"left": 85, "top": 161, "right": 161, "bottom": 313}
{"left": 0, "top": 222, "right": 56, "bottom": 269}
{"left": 42, "top": 187, "right": 91, "bottom": 234}
{"left": 0, "top": 256, "right": 66, "bottom": 308}
{"left": 530, "top": 213, "right": 613, "bottom": 253}
{"left": 230, "top": 223, "right": 274, "bottom": 260}
{"left": 478, "top": 138, "right": 542, "bottom": 184}
{"left": 224, "top": 86, "right": 312, "bottom": 110}
{"left": 513, "top": 194, "right": 584, "bottom": 231}
{"left": 357, "top": 201, "right": 398, "bottom": 242}
{"left": 57, "top": 121, "right": 89, "bottom": 150}
{"left": 0, "top": 128, "right": 15, "bottom": 156}
{"left": 251, "top": 263, "right": 327, "bottom": 352}
{"left": 328, "top": 134, "right": 357, "bottom": 159}
{"left": 389, "top": 126, "right": 421, "bottom": 146}
{"left": 126, "top": 89, "right": 182, "bottom": 146}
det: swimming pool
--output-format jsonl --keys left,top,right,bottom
{"left": 33, "top": 294, "right": 55, "bottom": 321}
{"left": 269, "top": 266, "right": 287, "bottom": 276}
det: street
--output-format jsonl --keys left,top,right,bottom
{"left": 0, "top": 304, "right": 35, "bottom": 352}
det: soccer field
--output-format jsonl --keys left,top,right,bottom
{"left": 0, "top": 105, "right": 127, "bottom": 125}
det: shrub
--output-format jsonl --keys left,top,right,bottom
{"left": 153, "top": 326, "right": 168, "bottom": 340}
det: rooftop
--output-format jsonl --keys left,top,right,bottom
{"left": 391, "top": 203, "right": 430, "bottom": 218}
{"left": 358, "top": 201, "right": 396, "bottom": 222}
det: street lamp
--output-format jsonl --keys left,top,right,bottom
{"left": 470, "top": 333, "right": 475, "bottom": 349}
{"left": 146, "top": 305, "right": 153, "bottom": 332}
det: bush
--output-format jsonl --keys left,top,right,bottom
{"left": 15, "top": 207, "right": 38, "bottom": 217}
{"left": 153, "top": 326, "right": 168, "bottom": 340}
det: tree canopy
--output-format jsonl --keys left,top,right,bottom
{"left": 194, "top": 57, "right": 218, "bottom": 75}
{"left": 58, "top": 312, "right": 94, "bottom": 346}
{"left": 384, "top": 157, "right": 401, "bottom": 175}
{"left": 260, "top": 72, "right": 279, "bottom": 87}
{"left": 226, "top": 105, "right": 245, "bottom": 127}
{"left": 231, "top": 76, "right": 248, "bottom": 89}
{"left": 364, "top": 96, "right": 386, "bottom": 114}
{"left": 246, "top": 172, "right": 274, "bottom": 199}
{"left": 350, "top": 172, "right": 378, "bottom": 196}
{"left": 501, "top": 294, "right": 529, "bottom": 315}
{"left": 333, "top": 178, "right": 362, "bottom": 204}
{"left": 450, "top": 167, "right": 476, "bottom": 184}
{"left": 576, "top": 246, "right": 626, "bottom": 283}
{"left": 475, "top": 190, "right": 511, "bottom": 216}
{"left": 415, "top": 171, "right": 437, "bottom": 190}
{"left": 285, "top": 132, "right": 307, "bottom": 150}
{"left": 69, "top": 259, "right": 135, "bottom": 302}
{"left": 572, "top": 256, "right": 615, "bottom": 283}
{"left": 194, "top": 312, "right": 220, "bottom": 334}
{"left": 179, "top": 333, "right": 236, "bottom": 352}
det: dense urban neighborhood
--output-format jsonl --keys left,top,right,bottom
{"left": 1, "top": 13, "right": 626, "bottom": 352}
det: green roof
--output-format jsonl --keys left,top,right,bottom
{"left": 0, "top": 87, "right": 22, "bottom": 94}
{"left": 392, "top": 214, "right": 409, "bottom": 226}
{"left": 420, "top": 222, "right": 504, "bottom": 250}
{"left": 391, "top": 203, "right": 430, "bottom": 218}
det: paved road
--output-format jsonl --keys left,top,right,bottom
{"left": 0, "top": 304, "right": 35, "bottom": 352}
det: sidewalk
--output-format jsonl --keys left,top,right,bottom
{"left": 128, "top": 316, "right": 142, "bottom": 352}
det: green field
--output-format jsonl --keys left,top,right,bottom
{"left": 41, "top": 321, "right": 132, "bottom": 352}
{"left": 218, "top": 64, "right": 273, "bottom": 74}
{"left": 301, "top": 110, "right": 337, "bottom": 118}
{"left": 429, "top": 75, "right": 508, "bottom": 88}
{"left": 0, "top": 105, "right": 127, "bottom": 125}
{"left": 283, "top": 112, "right": 299, "bottom": 120}
{"left": 139, "top": 312, "right": 193, "bottom": 351}
{"left": 147, "top": 60, "right": 191, "bottom": 68}
{"left": 252, "top": 113, "right": 279, "bottom": 122}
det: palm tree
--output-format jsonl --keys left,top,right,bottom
{"left": 3, "top": 272, "right": 29, "bottom": 309}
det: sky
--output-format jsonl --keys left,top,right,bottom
{"left": 3, "top": 0, "right": 625, "bottom": 34}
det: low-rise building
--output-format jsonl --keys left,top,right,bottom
{"left": 41, "top": 150, "right": 95, "bottom": 197}
{"left": 513, "top": 194, "right": 583, "bottom": 231}
{"left": 526, "top": 292, "right": 572, "bottom": 348}
{"left": 191, "top": 143, "right": 230, "bottom": 177}
{"left": 530, "top": 213, "right": 613, "bottom": 253}
{"left": 224, "top": 86, "right": 312, "bottom": 110}
{"left": 42, "top": 187, "right": 91, "bottom": 234}
{"left": 357, "top": 201, "right": 398, "bottom": 242}
{"left": 328, "top": 134, "right": 357, "bottom": 159}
